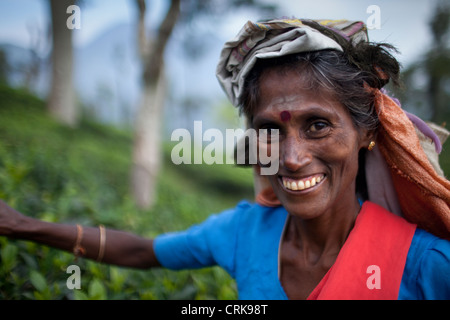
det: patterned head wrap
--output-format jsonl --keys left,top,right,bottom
{"left": 216, "top": 18, "right": 368, "bottom": 107}
{"left": 216, "top": 18, "right": 450, "bottom": 240}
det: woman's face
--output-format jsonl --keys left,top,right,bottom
{"left": 252, "top": 68, "right": 371, "bottom": 219}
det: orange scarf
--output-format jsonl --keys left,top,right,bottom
{"left": 372, "top": 89, "right": 450, "bottom": 240}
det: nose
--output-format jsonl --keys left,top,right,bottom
{"left": 280, "top": 134, "right": 312, "bottom": 172}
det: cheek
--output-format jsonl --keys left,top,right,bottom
{"left": 322, "top": 133, "right": 361, "bottom": 177}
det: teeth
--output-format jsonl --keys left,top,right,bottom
{"left": 298, "top": 180, "right": 305, "bottom": 190}
{"left": 282, "top": 175, "right": 324, "bottom": 191}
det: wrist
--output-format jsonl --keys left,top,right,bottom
{"left": 12, "top": 213, "right": 41, "bottom": 238}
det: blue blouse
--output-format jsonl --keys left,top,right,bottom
{"left": 153, "top": 201, "right": 450, "bottom": 300}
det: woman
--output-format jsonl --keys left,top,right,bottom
{"left": 1, "top": 18, "right": 449, "bottom": 300}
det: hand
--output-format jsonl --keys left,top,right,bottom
{"left": 0, "top": 199, "right": 26, "bottom": 236}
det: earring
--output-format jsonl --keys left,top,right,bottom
{"left": 368, "top": 141, "right": 376, "bottom": 151}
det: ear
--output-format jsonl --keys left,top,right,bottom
{"left": 359, "top": 128, "right": 377, "bottom": 150}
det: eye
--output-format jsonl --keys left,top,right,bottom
{"left": 310, "top": 121, "right": 328, "bottom": 132}
{"left": 258, "top": 125, "right": 280, "bottom": 142}
{"left": 260, "top": 128, "right": 279, "bottom": 137}
{"left": 307, "top": 120, "right": 330, "bottom": 137}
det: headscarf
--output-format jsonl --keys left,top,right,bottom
{"left": 216, "top": 19, "right": 368, "bottom": 107}
{"left": 216, "top": 18, "right": 450, "bottom": 240}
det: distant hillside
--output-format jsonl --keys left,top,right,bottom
{"left": 0, "top": 22, "right": 230, "bottom": 134}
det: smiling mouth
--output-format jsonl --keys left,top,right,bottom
{"left": 280, "top": 174, "right": 325, "bottom": 191}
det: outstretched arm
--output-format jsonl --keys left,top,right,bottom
{"left": 0, "top": 200, "right": 161, "bottom": 269}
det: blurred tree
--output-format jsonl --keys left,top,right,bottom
{"left": 131, "top": 0, "right": 181, "bottom": 209}
{"left": 131, "top": 0, "right": 277, "bottom": 209}
{"left": 426, "top": 0, "right": 450, "bottom": 123}
{"left": 396, "top": 0, "right": 450, "bottom": 124}
{"left": 47, "top": 0, "right": 78, "bottom": 127}
{"left": 24, "top": 22, "right": 46, "bottom": 92}
{"left": 0, "top": 49, "right": 9, "bottom": 84}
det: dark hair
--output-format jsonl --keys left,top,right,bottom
{"left": 239, "top": 41, "right": 402, "bottom": 132}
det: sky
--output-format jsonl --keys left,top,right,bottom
{"left": 0, "top": 0, "right": 166, "bottom": 54}
{"left": 0, "top": 0, "right": 442, "bottom": 68}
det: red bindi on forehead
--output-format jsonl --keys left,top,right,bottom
{"left": 280, "top": 110, "right": 291, "bottom": 122}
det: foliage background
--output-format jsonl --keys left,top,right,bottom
{"left": 0, "top": 85, "right": 256, "bottom": 299}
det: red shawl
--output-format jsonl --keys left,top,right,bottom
{"left": 307, "top": 201, "right": 416, "bottom": 300}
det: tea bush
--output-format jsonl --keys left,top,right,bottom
{"left": 0, "top": 85, "right": 255, "bottom": 300}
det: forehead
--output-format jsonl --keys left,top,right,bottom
{"left": 259, "top": 66, "right": 324, "bottom": 94}
{"left": 255, "top": 68, "right": 345, "bottom": 116}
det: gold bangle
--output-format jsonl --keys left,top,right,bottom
{"left": 97, "top": 225, "right": 106, "bottom": 262}
{"left": 73, "top": 224, "right": 86, "bottom": 260}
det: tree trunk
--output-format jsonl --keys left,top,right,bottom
{"left": 131, "top": 0, "right": 180, "bottom": 209}
{"left": 48, "top": 0, "right": 77, "bottom": 127}
{"left": 131, "top": 70, "right": 166, "bottom": 208}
